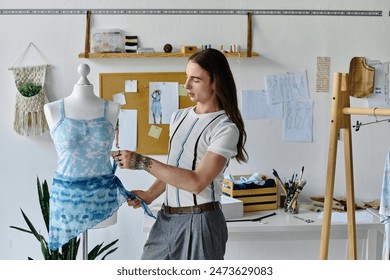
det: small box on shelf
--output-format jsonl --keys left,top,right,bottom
{"left": 181, "top": 46, "right": 198, "bottom": 54}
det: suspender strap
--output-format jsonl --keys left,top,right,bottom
{"left": 167, "top": 110, "right": 190, "bottom": 158}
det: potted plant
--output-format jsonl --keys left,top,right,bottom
{"left": 18, "top": 81, "right": 43, "bottom": 97}
{"left": 10, "top": 177, "right": 119, "bottom": 260}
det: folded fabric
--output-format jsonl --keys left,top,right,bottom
{"left": 224, "top": 173, "right": 275, "bottom": 189}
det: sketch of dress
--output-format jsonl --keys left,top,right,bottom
{"left": 151, "top": 89, "right": 162, "bottom": 124}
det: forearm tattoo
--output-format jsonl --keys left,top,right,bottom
{"left": 129, "top": 153, "right": 153, "bottom": 172}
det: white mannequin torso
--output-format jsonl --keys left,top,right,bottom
{"left": 44, "top": 64, "right": 121, "bottom": 229}
{"left": 44, "top": 84, "right": 120, "bottom": 130}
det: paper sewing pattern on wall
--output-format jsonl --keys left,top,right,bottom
{"left": 265, "top": 70, "right": 309, "bottom": 104}
{"left": 265, "top": 70, "right": 313, "bottom": 142}
{"left": 241, "top": 89, "right": 283, "bottom": 120}
{"left": 367, "top": 60, "right": 390, "bottom": 108}
{"left": 283, "top": 100, "right": 313, "bottom": 142}
{"left": 240, "top": 70, "right": 313, "bottom": 142}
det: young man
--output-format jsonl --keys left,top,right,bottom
{"left": 114, "top": 48, "right": 248, "bottom": 260}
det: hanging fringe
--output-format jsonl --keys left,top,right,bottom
{"left": 14, "top": 108, "right": 48, "bottom": 136}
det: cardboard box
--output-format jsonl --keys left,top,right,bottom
{"left": 222, "top": 174, "right": 278, "bottom": 212}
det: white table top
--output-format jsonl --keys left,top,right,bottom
{"left": 143, "top": 207, "right": 383, "bottom": 235}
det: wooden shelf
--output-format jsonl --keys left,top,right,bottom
{"left": 79, "top": 11, "right": 258, "bottom": 59}
{"left": 78, "top": 51, "right": 259, "bottom": 59}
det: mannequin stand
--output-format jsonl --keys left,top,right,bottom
{"left": 81, "top": 213, "right": 117, "bottom": 260}
{"left": 82, "top": 231, "right": 88, "bottom": 260}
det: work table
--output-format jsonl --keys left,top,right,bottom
{"left": 143, "top": 207, "right": 384, "bottom": 259}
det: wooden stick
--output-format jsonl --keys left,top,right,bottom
{"left": 84, "top": 10, "right": 91, "bottom": 58}
{"left": 247, "top": 12, "right": 252, "bottom": 57}
{"left": 343, "top": 107, "right": 390, "bottom": 116}
{"left": 320, "top": 73, "right": 343, "bottom": 260}
{"left": 343, "top": 102, "right": 358, "bottom": 259}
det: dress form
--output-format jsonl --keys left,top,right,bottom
{"left": 44, "top": 64, "right": 120, "bottom": 129}
{"left": 44, "top": 64, "right": 120, "bottom": 229}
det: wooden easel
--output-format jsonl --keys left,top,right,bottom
{"left": 320, "top": 70, "right": 390, "bottom": 259}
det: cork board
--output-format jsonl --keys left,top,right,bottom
{"left": 100, "top": 72, "right": 195, "bottom": 155}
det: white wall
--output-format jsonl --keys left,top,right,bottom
{"left": 1, "top": 0, "right": 390, "bottom": 260}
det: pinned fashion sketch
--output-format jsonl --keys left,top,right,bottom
{"left": 150, "top": 89, "right": 162, "bottom": 124}
{"left": 148, "top": 82, "right": 179, "bottom": 124}
{"left": 44, "top": 64, "right": 154, "bottom": 250}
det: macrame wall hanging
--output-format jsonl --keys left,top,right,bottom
{"left": 9, "top": 43, "right": 50, "bottom": 136}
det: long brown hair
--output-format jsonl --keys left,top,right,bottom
{"left": 189, "top": 49, "right": 248, "bottom": 163}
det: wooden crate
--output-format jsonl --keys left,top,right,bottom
{"left": 222, "top": 175, "right": 278, "bottom": 212}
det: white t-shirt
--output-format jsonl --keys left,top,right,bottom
{"left": 165, "top": 106, "right": 239, "bottom": 207}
